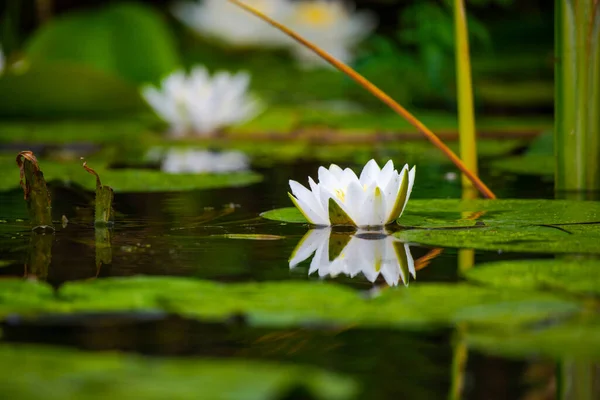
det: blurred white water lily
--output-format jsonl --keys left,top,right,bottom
{"left": 290, "top": 228, "right": 415, "bottom": 287}
{"left": 173, "top": 1, "right": 375, "bottom": 68}
{"left": 173, "top": 0, "right": 292, "bottom": 48}
{"left": 289, "top": 159, "right": 415, "bottom": 227}
{"left": 141, "top": 67, "right": 262, "bottom": 137}
{"left": 161, "top": 149, "right": 250, "bottom": 174}
{"left": 286, "top": 0, "right": 376, "bottom": 67}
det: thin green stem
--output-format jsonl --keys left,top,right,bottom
{"left": 453, "top": 0, "right": 478, "bottom": 191}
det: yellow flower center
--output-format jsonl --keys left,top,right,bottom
{"left": 296, "top": 3, "right": 336, "bottom": 26}
{"left": 335, "top": 188, "right": 345, "bottom": 202}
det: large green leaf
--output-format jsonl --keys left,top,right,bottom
{"left": 0, "top": 277, "right": 580, "bottom": 330}
{"left": 465, "top": 259, "right": 600, "bottom": 296}
{"left": 395, "top": 224, "right": 600, "bottom": 254}
{"left": 0, "top": 155, "right": 262, "bottom": 193}
{"left": 25, "top": 3, "right": 179, "bottom": 84}
{"left": 0, "top": 344, "right": 356, "bottom": 400}
{"left": 0, "top": 64, "right": 146, "bottom": 118}
{"left": 262, "top": 199, "right": 600, "bottom": 228}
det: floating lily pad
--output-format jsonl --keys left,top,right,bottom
{"left": 396, "top": 224, "right": 600, "bottom": 254}
{"left": 0, "top": 119, "right": 154, "bottom": 145}
{"left": 468, "top": 318, "right": 600, "bottom": 360}
{"left": 78, "top": 168, "right": 263, "bottom": 193}
{"left": 0, "top": 156, "right": 262, "bottom": 193}
{"left": 465, "top": 259, "right": 600, "bottom": 296}
{"left": 0, "top": 344, "right": 356, "bottom": 400}
{"left": 262, "top": 199, "right": 600, "bottom": 229}
{"left": 0, "top": 277, "right": 563, "bottom": 330}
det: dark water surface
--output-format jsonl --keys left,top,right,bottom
{"left": 0, "top": 160, "right": 565, "bottom": 399}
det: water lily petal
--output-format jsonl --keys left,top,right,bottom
{"left": 385, "top": 166, "right": 409, "bottom": 224}
{"left": 309, "top": 236, "right": 332, "bottom": 275}
{"left": 377, "top": 160, "right": 395, "bottom": 187}
{"left": 405, "top": 243, "right": 416, "bottom": 279}
{"left": 344, "top": 179, "right": 367, "bottom": 225}
{"left": 360, "top": 184, "right": 387, "bottom": 227}
{"left": 401, "top": 166, "right": 416, "bottom": 214}
{"left": 289, "top": 228, "right": 331, "bottom": 268}
{"left": 318, "top": 166, "right": 338, "bottom": 190}
{"left": 382, "top": 172, "right": 400, "bottom": 222}
{"left": 393, "top": 240, "right": 414, "bottom": 286}
{"left": 359, "top": 159, "right": 380, "bottom": 186}
{"left": 380, "top": 240, "right": 401, "bottom": 287}
{"left": 328, "top": 198, "right": 354, "bottom": 225}
{"left": 341, "top": 167, "right": 360, "bottom": 188}
{"left": 328, "top": 164, "right": 344, "bottom": 180}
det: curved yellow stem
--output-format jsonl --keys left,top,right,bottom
{"left": 228, "top": 0, "right": 496, "bottom": 199}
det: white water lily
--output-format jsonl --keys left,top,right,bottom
{"left": 161, "top": 149, "right": 250, "bottom": 174}
{"left": 288, "top": 159, "right": 415, "bottom": 227}
{"left": 290, "top": 228, "right": 416, "bottom": 287}
{"left": 141, "top": 67, "right": 261, "bottom": 137}
{"left": 172, "top": 0, "right": 293, "bottom": 48}
{"left": 173, "top": 1, "right": 375, "bottom": 68}
{"left": 286, "top": 0, "right": 376, "bottom": 67}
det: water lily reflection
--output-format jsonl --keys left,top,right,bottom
{"left": 289, "top": 228, "right": 415, "bottom": 286}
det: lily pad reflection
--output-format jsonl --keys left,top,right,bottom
{"left": 290, "top": 228, "right": 415, "bottom": 287}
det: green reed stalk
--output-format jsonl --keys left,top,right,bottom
{"left": 453, "top": 0, "right": 478, "bottom": 192}
{"left": 555, "top": 0, "right": 600, "bottom": 191}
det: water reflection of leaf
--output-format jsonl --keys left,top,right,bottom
{"left": 290, "top": 228, "right": 415, "bottom": 287}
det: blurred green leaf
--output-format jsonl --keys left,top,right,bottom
{"left": 0, "top": 154, "right": 263, "bottom": 193}
{"left": 0, "top": 344, "right": 357, "bottom": 400}
{"left": 25, "top": 3, "right": 180, "bottom": 84}
{"left": 0, "top": 63, "right": 146, "bottom": 118}
{"left": 0, "top": 277, "right": 576, "bottom": 330}
{"left": 465, "top": 259, "right": 600, "bottom": 296}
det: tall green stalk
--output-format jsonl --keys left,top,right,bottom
{"left": 555, "top": 0, "right": 600, "bottom": 192}
{"left": 453, "top": 0, "right": 478, "bottom": 194}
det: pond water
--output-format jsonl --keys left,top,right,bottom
{"left": 0, "top": 157, "right": 595, "bottom": 399}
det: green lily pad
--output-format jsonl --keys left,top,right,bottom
{"left": 0, "top": 279, "right": 56, "bottom": 316}
{"left": 25, "top": 3, "right": 179, "bottom": 84}
{"left": 0, "top": 156, "right": 262, "bottom": 193}
{"left": 0, "top": 344, "right": 356, "bottom": 400}
{"left": 396, "top": 224, "right": 600, "bottom": 254}
{"left": 491, "top": 154, "right": 554, "bottom": 177}
{"left": 262, "top": 199, "right": 600, "bottom": 228}
{"left": 12, "top": 277, "right": 573, "bottom": 330}
{"left": 79, "top": 168, "right": 263, "bottom": 193}
{"left": 0, "top": 119, "right": 155, "bottom": 145}
{"left": 0, "top": 64, "right": 146, "bottom": 118}
{"left": 468, "top": 318, "right": 600, "bottom": 360}
{"left": 490, "top": 132, "right": 554, "bottom": 176}
{"left": 465, "top": 259, "right": 600, "bottom": 296}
